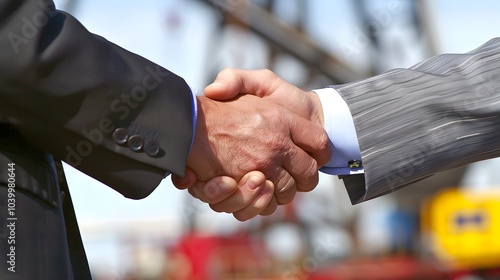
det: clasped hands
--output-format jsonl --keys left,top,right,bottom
{"left": 172, "top": 69, "right": 331, "bottom": 221}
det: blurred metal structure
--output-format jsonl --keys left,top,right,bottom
{"left": 351, "top": 0, "right": 438, "bottom": 72}
{"left": 201, "top": 0, "right": 369, "bottom": 84}
{"left": 199, "top": 0, "right": 441, "bottom": 81}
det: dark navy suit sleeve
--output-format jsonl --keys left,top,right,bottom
{"left": 0, "top": 0, "right": 194, "bottom": 198}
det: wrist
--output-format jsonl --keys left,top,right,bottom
{"left": 187, "top": 96, "right": 213, "bottom": 181}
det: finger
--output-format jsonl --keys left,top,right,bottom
{"left": 209, "top": 171, "right": 266, "bottom": 213}
{"left": 204, "top": 69, "right": 280, "bottom": 100}
{"left": 282, "top": 141, "right": 320, "bottom": 193}
{"left": 187, "top": 176, "right": 237, "bottom": 204}
{"left": 260, "top": 193, "right": 278, "bottom": 216}
{"left": 188, "top": 185, "right": 204, "bottom": 202}
{"left": 171, "top": 167, "right": 198, "bottom": 190}
{"left": 275, "top": 187, "right": 296, "bottom": 205}
{"left": 287, "top": 113, "right": 332, "bottom": 168}
{"left": 201, "top": 176, "right": 239, "bottom": 204}
{"left": 233, "top": 180, "right": 274, "bottom": 221}
{"left": 262, "top": 132, "right": 314, "bottom": 202}
{"left": 269, "top": 168, "right": 297, "bottom": 205}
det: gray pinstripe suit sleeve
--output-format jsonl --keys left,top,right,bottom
{"left": 335, "top": 38, "right": 500, "bottom": 204}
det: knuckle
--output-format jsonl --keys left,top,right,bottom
{"left": 265, "top": 133, "right": 288, "bottom": 153}
{"left": 261, "top": 105, "right": 283, "bottom": 121}
{"left": 275, "top": 171, "right": 294, "bottom": 193}
{"left": 299, "top": 167, "right": 319, "bottom": 192}
{"left": 219, "top": 67, "right": 237, "bottom": 77}
{"left": 276, "top": 189, "right": 296, "bottom": 205}
{"left": 305, "top": 160, "right": 319, "bottom": 179}
{"left": 259, "top": 69, "right": 276, "bottom": 79}
{"left": 315, "top": 131, "right": 332, "bottom": 166}
{"left": 274, "top": 176, "right": 296, "bottom": 206}
{"left": 317, "top": 131, "right": 330, "bottom": 151}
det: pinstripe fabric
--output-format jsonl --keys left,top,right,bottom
{"left": 336, "top": 38, "right": 500, "bottom": 204}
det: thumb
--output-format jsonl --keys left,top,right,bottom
{"left": 204, "top": 69, "right": 242, "bottom": 100}
{"left": 204, "top": 68, "right": 280, "bottom": 100}
{"left": 204, "top": 81, "right": 237, "bottom": 100}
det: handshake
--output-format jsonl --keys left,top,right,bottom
{"left": 172, "top": 68, "right": 332, "bottom": 221}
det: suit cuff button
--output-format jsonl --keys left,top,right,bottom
{"left": 145, "top": 140, "right": 161, "bottom": 157}
{"left": 128, "top": 135, "right": 144, "bottom": 152}
{"left": 348, "top": 160, "right": 362, "bottom": 169}
{"left": 112, "top": 128, "right": 128, "bottom": 145}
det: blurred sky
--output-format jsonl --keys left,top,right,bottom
{"left": 52, "top": 0, "right": 500, "bottom": 270}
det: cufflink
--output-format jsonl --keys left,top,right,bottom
{"left": 112, "top": 128, "right": 128, "bottom": 145}
{"left": 348, "top": 160, "right": 362, "bottom": 169}
{"left": 144, "top": 140, "right": 161, "bottom": 157}
{"left": 128, "top": 135, "right": 144, "bottom": 152}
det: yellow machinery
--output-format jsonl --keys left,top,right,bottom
{"left": 423, "top": 188, "right": 500, "bottom": 269}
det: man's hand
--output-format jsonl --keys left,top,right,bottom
{"left": 173, "top": 169, "right": 278, "bottom": 221}
{"left": 187, "top": 94, "right": 329, "bottom": 203}
{"left": 205, "top": 68, "right": 325, "bottom": 127}
{"left": 172, "top": 69, "right": 329, "bottom": 220}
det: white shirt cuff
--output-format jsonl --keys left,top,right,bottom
{"left": 313, "top": 88, "right": 364, "bottom": 175}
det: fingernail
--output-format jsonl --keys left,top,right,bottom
{"left": 204, "top": 184, "right": 218, "bottom": 199}
{"left": 206, "top": 177, "right": 233, "bottom": 198}
{"left": 246, "top": 176, "right": 261, "bottom": 190}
